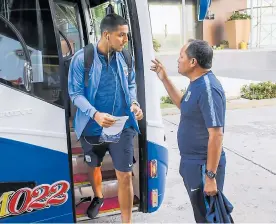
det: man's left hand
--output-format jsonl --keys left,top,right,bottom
{"left": 204, "top": 177, "right": 218, "bottom": 197}
{"left": 130, "top": 104, "right": 143, "bottom": 121}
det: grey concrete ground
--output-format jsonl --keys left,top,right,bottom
{"left": 88, "top": 103, "right": 276, "bottom": 223}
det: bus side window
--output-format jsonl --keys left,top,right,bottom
{"left": 0, "top": 0, "right": 70, "bottom": 107}
{"left": 0, "top": 11, "right": 30, "bottom": 91}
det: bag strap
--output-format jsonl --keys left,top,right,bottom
{"left": 122, "top": 48, "right": 132, "bottom": 77}
{"left": 84, "top": 44, "right": 132, "bottom": 86}
{"left": 84, "top": 43, "right": 94, "bottom": 87}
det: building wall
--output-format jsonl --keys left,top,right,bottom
{"left": 156, "top": 49, "right": 276, "bottom": 99}
{"left": 203, "top": 0, "right": 247, "bottom": 46}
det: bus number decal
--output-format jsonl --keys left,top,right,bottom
{"left": 0, "top": 180, "right": 70, "bottom": 219}
{"left": 47, "top": 181, "right": 70, "bottom": 206}
{"left": 8, "top": 188, "right": 33, "bottom": 215}
{"left": 28, "top": 184, "right": 51, "bottom": 211}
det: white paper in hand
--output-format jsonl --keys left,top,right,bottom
{"left": 102, "top": 116, "right": 129, "bottom": 136}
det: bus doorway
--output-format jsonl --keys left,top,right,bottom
{"left": 0, "top": 0, "right": 169, "bottom": 222}
{"left": 51, "top": 0, "right": 144, "bottom": 221}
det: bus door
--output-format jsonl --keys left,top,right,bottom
{"left": 0, "top": 0, "right": 75, "bottom": 222}
{"left": 50, "top": 0, "right": 146, "bottom": 221}
{"left": 50, "top": 0, "right": 166, "bottom": 220}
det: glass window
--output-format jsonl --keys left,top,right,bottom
{"left": 90, "top": 1, "right": 120, "bottom": 42}
{"left": 54, "top": 1, "right": 84, "bottom": 57}
{"left": 0, "top": 0, "right": 64, "bottom": 106}
{"left": 89, "top": 1, "right": 133, "bottom": 52}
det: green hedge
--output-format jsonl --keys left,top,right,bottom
{"left": 241, "top": 81, "right": 276, "bottom": 100}
{"left": 161, "top": 89, "right": 186, "bottom": 104}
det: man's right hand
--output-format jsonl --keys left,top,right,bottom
{"left": 151, "top": 59, "right": 168, "bottom": 81}
{"left": 150, "top": 58, "right": 183, "bottom": 109}
{"left": 94, "top": 112, "right": 116, "bottom": 128}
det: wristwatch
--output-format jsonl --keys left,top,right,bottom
{"left": 205, "top": 170, "right": 216, "bottom": 179}
{"left": 132, "top": 100, "right": 140, "bottom": 108}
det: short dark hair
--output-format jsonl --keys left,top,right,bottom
{"left": 100, "top": 13, "right": 128, "bottom": 34}
{"left": 187, "top": 38, "right": 195, "bottom": 43}
{"left": 185, "top": 40, "right": 213, "bottom": 69}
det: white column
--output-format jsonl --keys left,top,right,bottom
{"left": 250, "top": 0, "right": 254, "bottom": 48}
{"left": 181, "top": 0, "right": 186, "bottom": 44}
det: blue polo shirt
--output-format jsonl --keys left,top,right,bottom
{"left": 177, "top": 71, "right": 226, "bottom": 165}
{"left": 82, "top": 51, "right": 131, "bottom": 136}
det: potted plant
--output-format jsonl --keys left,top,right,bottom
{"left": 225, "top": 11, "right": 251, "bottom": 49}
{"left": 220, "top": 40, "right": 229, "bottom": 49}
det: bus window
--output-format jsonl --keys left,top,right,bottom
{"left": 53, "top": 1, "right": 84, "bottom": 57}
{"left": 0, "top": 0, "right": 64, "bottom": 107}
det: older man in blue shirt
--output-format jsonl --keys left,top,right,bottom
{"left": 151, "top": 40, "right": 228, "bottom": 223}
{"left": 68, "top": 14, "right": 143, "bottom": 222}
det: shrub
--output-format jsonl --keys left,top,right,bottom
{"left": 161, "top": 95, "right": 173, "bottom": 104}
{"left": 180, "top": 88, "right": 186, "bottom": 94}
{"left": 241, "top": 81, "right": 276, "bottom": 100}
{"left": 221, "top": 40, "right": 229, "bottom": 46}
{"left": 161, "top": 88, "right": 186, "bottom": 104}
{"left": 228, "top": 11, "right": 251, "bottom": 21}
{"left": 153, "top": 38, "right": 161, "bottom": 52}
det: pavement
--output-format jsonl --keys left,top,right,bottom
{"left": 88, "top": 99, "right": 276, "bottom": 223}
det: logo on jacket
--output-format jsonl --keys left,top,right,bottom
{"left": 123, "top": 66, "right": 128, "bottom": 77}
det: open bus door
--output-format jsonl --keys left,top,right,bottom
{"left": 50, "top": 0, "right": 169, "bottom": 220}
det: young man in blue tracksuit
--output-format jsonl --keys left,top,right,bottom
{"left": 68, "top": 14, "right": 143, "bottom": 223}
{"left": 151, "top": 40, "right": 227, "bottom": 223}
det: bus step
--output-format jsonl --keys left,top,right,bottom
{"left": 76, "top": 197, "right": 119, "bottom": 217}
{"left": 73, "top": 170, "right": 117, "bottom": 188}
{"left": 76, "top": 196, "right": 140, "bottom": 221}
{"left": 74, "top": 180, "right": 118, "bottom": 203}
{"left": 76, "top": 196, "right": 91, "bottom": 207}
{"left": 72, "top": 147, "right": 82, "bottom": 155}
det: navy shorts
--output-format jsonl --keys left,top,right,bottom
{"left": 79, "top": 128, "right": 136, "bottom": 172}
{"left": 179, "top": 160, "right": 226, "bottom": 223}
